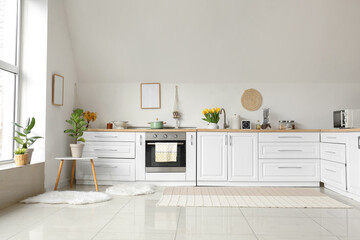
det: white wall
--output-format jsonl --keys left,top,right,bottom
{"left": 44, "top": 0, "right": 78, "bottom": 190}
{"left": 65, "top": 0, "right": 360, "bottom": 129}
{"left": 79, "top": 82, "right": 360, "bottom": 130}
{"left": 20, "top": 0, "right": 48, "bottom": 163}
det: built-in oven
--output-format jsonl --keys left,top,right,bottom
{"left": 145, "top": 132, "right": 186, "bottom": 173}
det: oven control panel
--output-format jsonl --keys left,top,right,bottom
{"left": 145, "top": 132, "right": 186, "bottom": 141}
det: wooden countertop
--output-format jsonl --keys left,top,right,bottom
{"left": 87, "top": 128, "right": 197, "bottom": 132}
{"left": 321, "top": 128, "right": 360, "bottom": 132}
{"left": 196, "top": 129, "right": 321, "bottom": 132}
{"left": 88, "top": 128, "right": 360, "bottom": 133}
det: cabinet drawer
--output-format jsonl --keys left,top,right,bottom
{"left": 321, "top": 133, "right": 347, "bottom": 144}
{"left": 320, "top": 143, "right": 346, "bottom": 164}
{"left": 259, "top": 133, "right": 319, "bottom": 143}
{"left": 84, "top": 132, "right": 135, "bottom": 142}
{"left": 76, "top": 159, "right": 135, "bottom": 181}
{"left": 259, "top": 159, "right": 319, "bottom": 182}
{"left": 321, "top": 160, "right": 346, "bottom": 191}
{"left": 259, "top": 143, "right": 319, "bottom": 159}
{"left": 83, "top": 142, "right": 135, "bottom": 158}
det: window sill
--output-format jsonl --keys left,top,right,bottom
{"left": 0, "top": 162, "right": 42, "bottom": 171}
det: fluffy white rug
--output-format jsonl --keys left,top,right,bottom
{"left": 21, "top": 191, "right": 111, "bottom": 205}
{"left": 106, "top": 183, "right": 156, "bottom": 196}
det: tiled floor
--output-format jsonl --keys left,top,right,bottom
{"left": 1, "top": 186, "right": 360, "bottom": 240}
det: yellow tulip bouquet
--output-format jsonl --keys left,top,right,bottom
{"left": 83, "top": 111, "right": 97, "bottom": 128}
{"left": 202, "top": 107, "right": 220, "bottom": 123}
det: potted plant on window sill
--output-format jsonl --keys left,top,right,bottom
{"left": 14, "top": 147, "right": 28, "bottom": 166}
{"left": 13, "top": 117, "right": 43, "bottom": 164}
{"left": 64, "top": 108, "right": 87, "bottom": 158}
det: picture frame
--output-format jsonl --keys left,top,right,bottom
{"left": 52, "top": 74, "right": 64, "bottom": 106}
{"left": 140, "top": 83, "right": 161, "bottom": 109}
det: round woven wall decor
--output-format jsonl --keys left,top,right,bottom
{"left": 241, "top": 88, "right": 263, "bottom": 111}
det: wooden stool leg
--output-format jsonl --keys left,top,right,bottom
{"left": 54, "top": 160, "right": 64, "bottom": 190}
{"left": 90, "top": 159, "right": 99, "bottom": 192}
{"left": 70, "top": 160, "right": 76, "bottom": 188}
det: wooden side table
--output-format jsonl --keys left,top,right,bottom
{"left": 55, "top": 157, "right": 99, "bottom": 192}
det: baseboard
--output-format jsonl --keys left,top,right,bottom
{"left": 196, "top": 182, "right": 321, "bottom": 187}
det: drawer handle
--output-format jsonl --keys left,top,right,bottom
{"left": 325, "top": 168, "right": 336, "bottom": 173}
{"left": 94, "top": 165, "right": 118, "bottom": 168}
{"left": 326, "top": 137, "right": 337, "bottom": 139}
{"left": 325, "top": 151, "right": 336, "bottom": 154}
{"left": 278, "top": 166, "right": 302, "bottom": 169}
{"left": 278, "top": 136, "right": 302, "bottom": 139}
{"left": 94, "top": 149, "right": 118, "bottom": 151}
{"left": 94, "top": 136, "right": 118, "bottom": 138}
{"left": 277, "top": 149, "right": 303, "bottom": 152}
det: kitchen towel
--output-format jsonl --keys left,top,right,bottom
{"left": 155, "top": 142, "right": 177, "bottom": 162}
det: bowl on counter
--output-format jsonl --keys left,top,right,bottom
{"left": 112, "top": 121, "right": 128, "bottom": 129}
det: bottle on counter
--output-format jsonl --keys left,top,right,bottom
{"left": 231, "top": 114, "right": 241, "bottom": 129}
{"left": 256, "top": 120, "right": 261, "bottom": 130}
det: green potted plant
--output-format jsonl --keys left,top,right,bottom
{"left": 14, "top": 147, "right": 28, "bottom": 166}
{"left": 64, "top": 108, "right": 88, "bottom": 157}
{"left": 13, "top": 117, "right": 43, "bottom": 164}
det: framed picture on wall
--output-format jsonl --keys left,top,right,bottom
{"left": 52, "top": 74, "right": 64, "bottom": 106}
{"left": 140, "top": 83, "right": 161, "bottom": 109}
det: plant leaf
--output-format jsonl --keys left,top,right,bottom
{"left": 14, "top": 137, "right": 24, "bottom": 145}
{"left": 12, "top": 122, "right": 23, "bottom": 129}
{"left": 15, "top": 131, "right": 26, "bottom": 137}
{"left": 77, "top": 137, "right": 85, "bottom": 142}
{"left": 26, "top": 117, "right": 35, "bottom": 131}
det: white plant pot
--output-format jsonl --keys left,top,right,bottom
{"left": 70, "top": 144, "right": 85, "bottom": 158}
{"left": 207, "top": 123, "right": 219, "bottom": 129}
{"left": 25, "top": 148, "right": 34, "bottom": 164}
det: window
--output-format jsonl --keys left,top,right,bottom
{"left": 0, "top": 0, "right": 20, "bottom": 161}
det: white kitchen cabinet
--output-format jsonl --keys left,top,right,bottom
{"left": 321, "top": 159, "right": 346, "bottom": 191}
{"left": 345, "top": 133, "right": 360, "bottom": 196}
{"left": 197, "top": 132, "right": 228, "bottom": 181}
{"left": 77, "top": 132, "right": 136, "bottom": 184}
{"left": 259, "top": 143, "right": 319, "bottom": 159}
{"left": 228, "top": 133, "right": 258, "bottom": 181}
{"left": 186, "top": 132, "right": 197, "bottom": 182}
{"left": 259, "top": 159, "right": 319, "bottom": 182}
{"left": 135, "top": 132, "right": 146, "bottom": 181}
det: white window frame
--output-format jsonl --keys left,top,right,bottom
{"left": 0, "top": 0, "right": 21, "bottom": 163}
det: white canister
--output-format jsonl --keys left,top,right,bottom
{"left": 231, "top": 114, "right": 241, "bottom": 129}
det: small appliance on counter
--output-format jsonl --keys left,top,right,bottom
{"left": 333, "top": 109, "right": 360, "bottom": 128}
{"left": 261, "top": 108, "right": 271, "bottom": 129}
{"left": 241, "top": 120, "right": 251, "bottom": 129}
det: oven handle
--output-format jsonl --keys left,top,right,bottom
{"left": 146, "top": 142, "right": 184, "bottom": 145}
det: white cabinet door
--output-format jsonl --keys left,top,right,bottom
{"left": 135, "top": 133, "right": 146, "bottom": 181}
{"left": 228, "top": 133, "right": 258, "bottom": 182}
{"left": 346, "top": 134, "right": 360, "bottom": 195}
{"left": 197, "top": 132, "right": 228, "bottom": 181}
{"left": 186, "top": 132, "right": 196, "bottom": 182}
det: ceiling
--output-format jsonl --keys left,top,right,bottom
{"left": 64, "top": 0, "right": 360, "bottom": 83}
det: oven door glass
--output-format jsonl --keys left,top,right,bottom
{"left": 145, "top": 141, "right": 186, "bottom": 171}
{"left": 333, "top": 110, "right": 344, "bottom": 128}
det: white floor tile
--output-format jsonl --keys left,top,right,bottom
{"left": 0, "top": 185, "right": 358, "bottom": 240}
{"left": 175, "top": 232, "right": 257, "bottom": 240}
{"left": 177, "top": 214, "right": 253, "bottom": 235}
{"left": 246, "top": 216, "right": 332, "bottom": 236}
{"left": 241, "top": 207, "right": 308, "bottom": 218}
{"left": 93, "top": 232, "right": 176, "bottom": 240}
